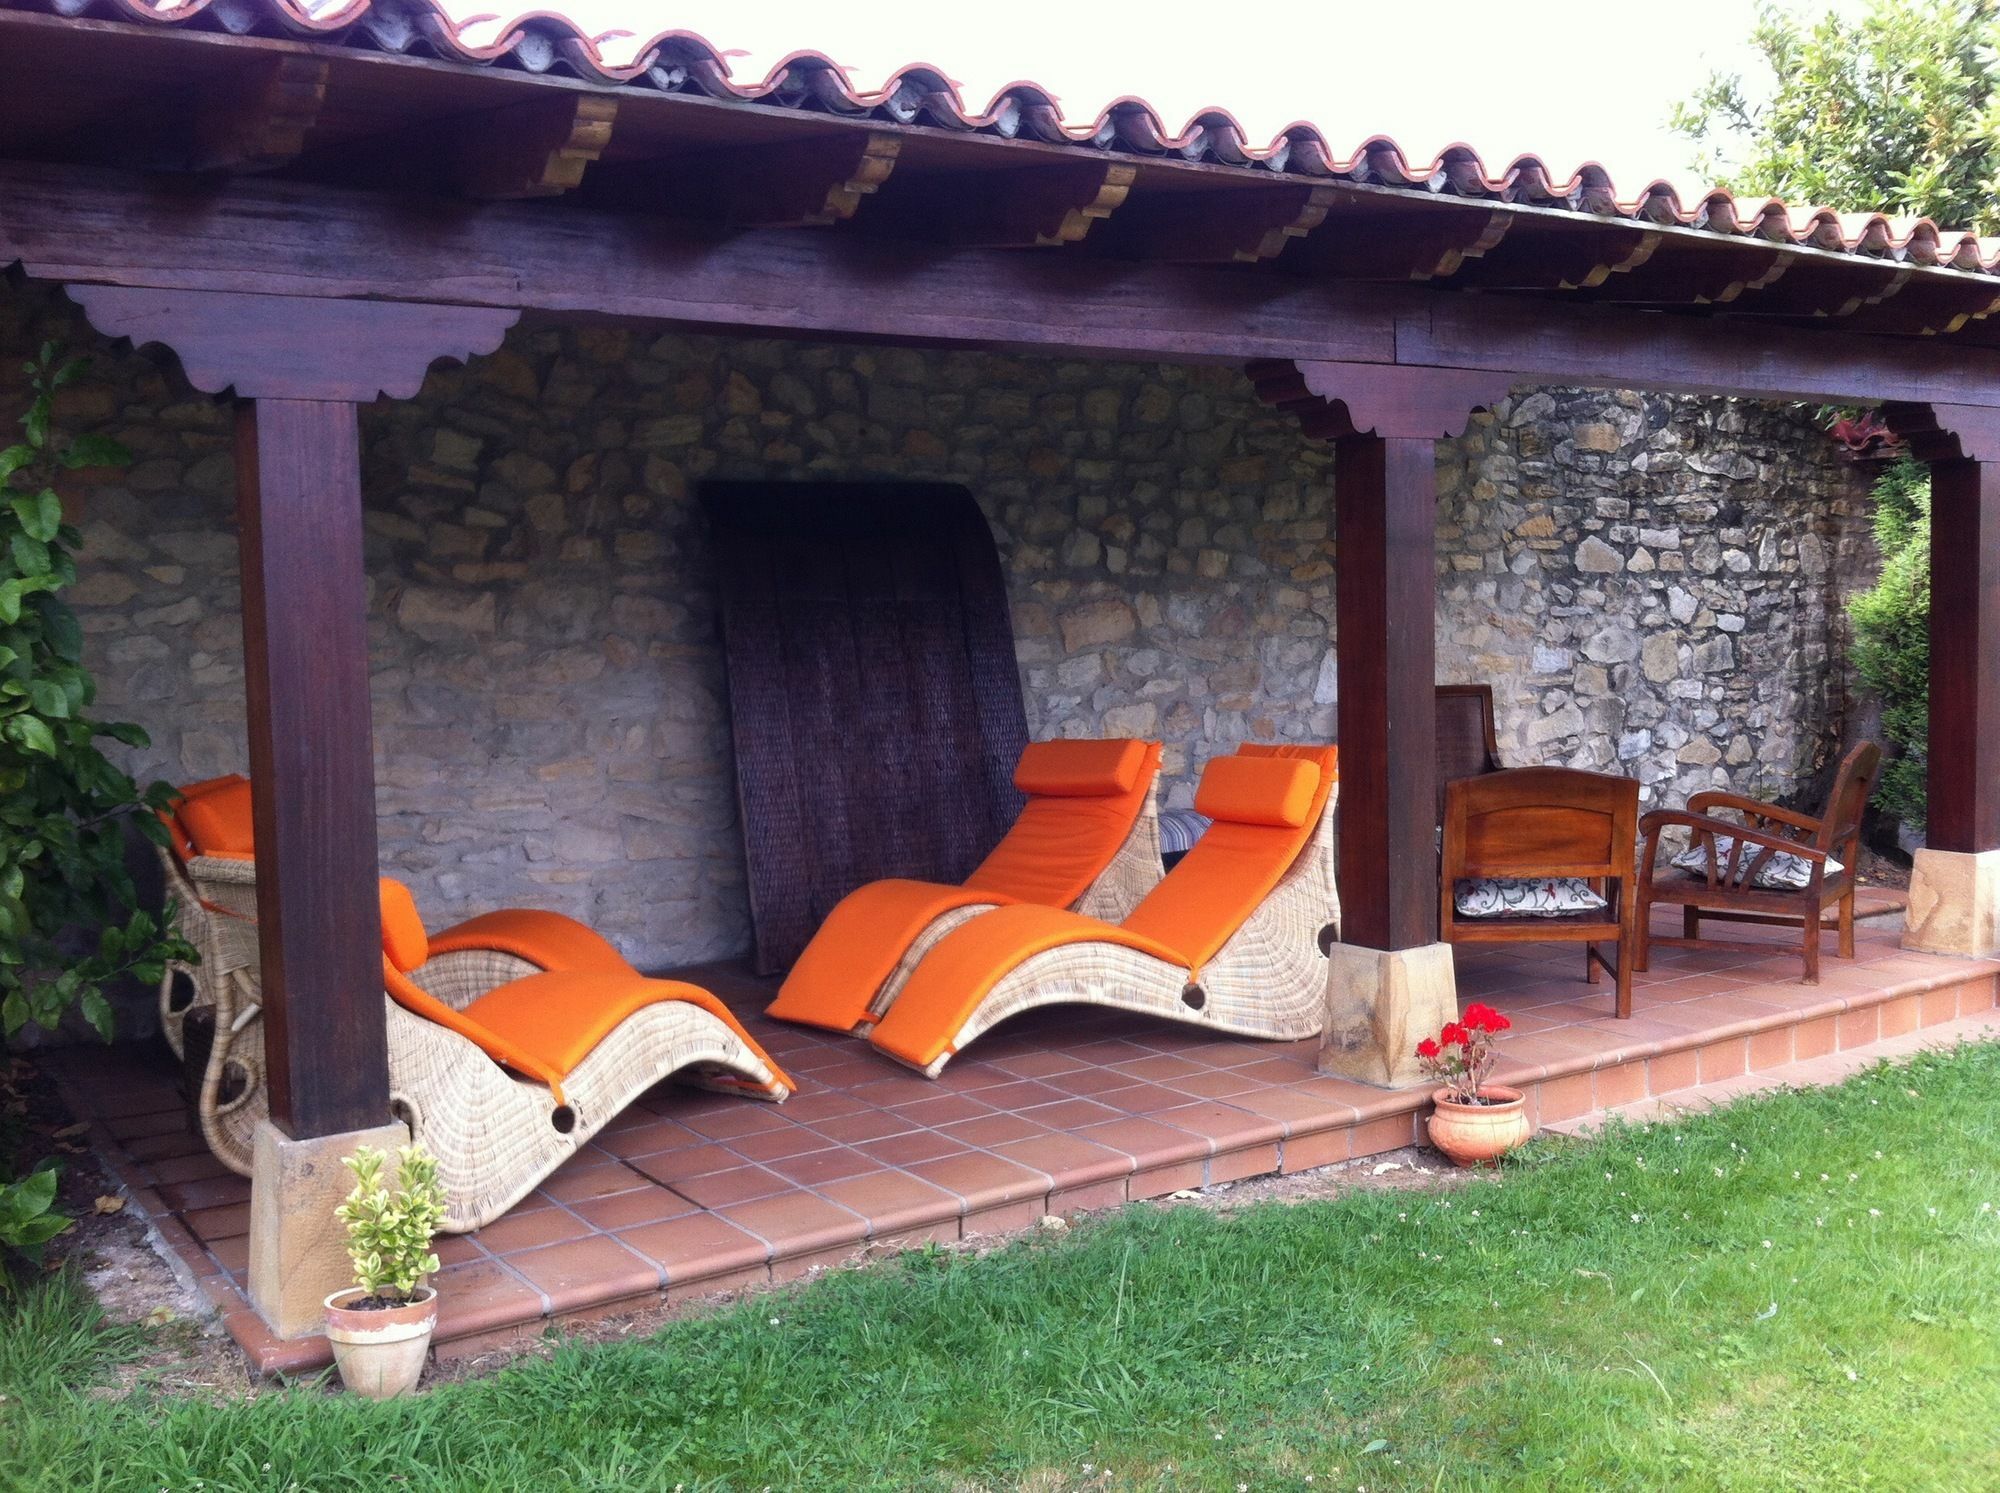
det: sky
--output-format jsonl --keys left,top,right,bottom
{"left": 435, "top": 0, "right": 1812, "bottom": 199}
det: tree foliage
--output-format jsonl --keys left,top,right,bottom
{"left": 1846, "top": 459, "right": 1930, "bottom": 827}
{"left": 0, "top": 345, "right": 192, "bottom": 1042}
{"left": 1672, "top": 1, "right": 2000, "bottom": 232}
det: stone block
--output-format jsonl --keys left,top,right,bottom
{"left": 1319, "top": 942, "right": 1459, "bottom": 1089}
{"left": 1904, "top": 848, "right": 2000, "bottom": 958}
{"left": 247, "top": 1118, "right": 411, "bottom": 1340}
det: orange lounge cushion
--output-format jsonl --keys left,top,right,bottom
{"left": 964, "top": 740, "right": 1163, "bottom": 909}
{"left": 1012, "top": 738, "right": 1150, "bottom": 797}
{"left": 1193, "top": 755, "right": 1318, "bottom": 828}
{"left": 428, "top": 908, "right": 634, "bottom": 976}
{"left": 768, "top": 879, "right": 1016, "bottom": 1033}
{"left": 465, "top": 970, "right": 788, "bottom": 1088}
{"left": 379, "top": 877, "right": 432, "bottom": 974}
{"left": 173, "top": 777, "right": 255, "bottom": 862}
{"left": 869, "top": 742, "right": 1337, "bottom": 1070}
{"left": 869, "top": 903, "right": 1189, "bottom": 1070}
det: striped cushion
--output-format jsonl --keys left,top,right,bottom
{"left": 1158, "top": 809, "right": 1211, "bottom": 857}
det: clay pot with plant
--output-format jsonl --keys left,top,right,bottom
{"left": 1417, "top": 1004, "right": 1531, "bottom": 1167}
{"left": 325, "top": 1143, "right": 446, "bottom": 1400}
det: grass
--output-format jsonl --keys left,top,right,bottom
{"left": 5, "top": 1042, "right": 2000, "bottom": 1492}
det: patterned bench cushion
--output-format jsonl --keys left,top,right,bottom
{"left": 1671, "top": 835, "right": 1843, "bottom": 890}
{"left": 1453, "top": 876, "right": 1609, "bottom": 919}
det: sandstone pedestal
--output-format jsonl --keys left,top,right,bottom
{"left": 247, "top": 1117, "right": 410, "bottom": 1340}
{"left": 1318, "top": 941, "right": 1459, "bottom": 1088}
{"left": 1903, "top": 848, "right": 2000, "bottom": 959}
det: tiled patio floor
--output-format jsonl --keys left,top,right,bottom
{"left": 50, "top": 889, "right": 1999, "bottom": 1377}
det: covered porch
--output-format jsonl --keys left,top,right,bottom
{"left": 8, "top": 0, "right": 2000, "bottom": 1367}
{"left": 53, "top": 889, "right": 2000, "bottom": 1375}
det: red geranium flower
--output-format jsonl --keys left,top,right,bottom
{"left": 1462, "top": 1002, "right": 1512, "bottom": 1034}
{"left": 1440, "top": 1022, "right": 1470, "bottom": 1047}
{"left": 1415, "top": 1037, "right": 1441, "bottom": 1059}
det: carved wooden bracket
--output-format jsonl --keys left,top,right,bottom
{"left": 876, "top": 160, "right": 1135, "bottom": 248}
{"left": 1881, "top": 401, "right": 2000, "bottom": 464}
{"left": 192, "top": 55, "right": 331, "bottom": 174}
{"left": 1099, "top": 183, "right": 1338, "bottom": 264}
{"left": 68, "top": 286, "right": 519, "bottom": 402}
{"left": 1248, "top": 359, "right": 1519, "bottom": 441}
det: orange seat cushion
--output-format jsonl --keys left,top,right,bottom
{"left": 1012, "top": 738, "right": 1150, "bottom": 797}
{"left": 379, "top": 877, "right": 431, "bottom": 973}
{"left": 868, "top": 903, "right": 1186, "bottom": 1069}
{"left": 465, "top": 970, "right": 787, "bottom": 1087}
{"left": 964, "top": 740, "right": 1162, "bottom": 909}
{"left": 868, "top": 743, "right": 1337, "bottom": 1071}
{"left": 173, "top": 777, "right": 255, "bottom": 862}
{"left": 768, "top": 879, "right": 1018, "bottom": 1033}
{"left": 428, "top": 908, "right": 634, "bottom": 976}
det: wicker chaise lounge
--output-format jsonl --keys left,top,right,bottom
{"left": 376, "top": 879, "right": 792, "bottom": 1231}
{"left": 154, "top": 773, "right": 254, "bottom": 1059}
{"left": 768, "top": 737, "right": 1165, "bottom": 1035}
{"left": 165, "top": 790, "right": 651, "bottom": 1179}
{"left": 867, "top": 744, "right": 1339, "bottom": 1077}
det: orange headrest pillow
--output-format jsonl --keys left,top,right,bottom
{"left": 378, "top": 878, "right": 430, "bottom": 973}
{"left": 1195, "top": 755, "right": 1320, "bottom": 828}
{"left": 1013, "top": 738, "right": 1154, "bottom": 798}
{"left": 174, "top": 776, "right": 254, "bottom": 860}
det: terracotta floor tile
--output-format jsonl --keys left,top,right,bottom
{"left": 763, "top": 1146, "right": 884, "bottom": 1187}
{"left": 668, "top": 1165, "right": 794, "bottom": 1210}
{"left": 939, "top": 1111, "right": 1052, "bottom": 1149}
{"left": 1099, "top": 1082, "right": 1200, "bottom": 1116}
{"left": 806, "top": 1108, "right": 917, "bottom": 1145}
{"left": 1147, "top": 1102, "right": 1286, "bottom": 1150}
{"left": 775, "top": 1089, "right": 872, "bottom": 1122}
{"left": 158, "top": 1176, "right": 251, "bottom": 1212}
{"left": 717, "top": 1192, "right": 869, "bottom": 1256}
{"left": 183, "top": 1201, "right": 250, "bottom": 1242}
{"left": 1225, "top": 1085, "right": 1359, "bottom": 1128}
{"left": 1018, "top": 1096, "right": 1127, "bottom": 1132}
{"left": 620, "top": 1213, "right": 770, "bottom": 1283}
{"left": 680, "top": 1104, "right": 796, "bottom": 1141}
{"left": 972, "top": 1079, "right": 1072, "bottom": 1111}
{"left": 817, "top": 1171, "right": 965, "bottom": 1234}
{"left": 859, "top": 1130, "right": 970, "bottom": 1167}
{"left": 905, "top": 1151, "right": 1052, "bottom": 1210}
{"left": 993, "top": 1132, "right": 1133, "bottom": 1187}
{"left": 848, "top": 1073, "right": 948, "bottom": 1107}
{"left": 627, "top": 1142, "right": 744, "bottom": 1185}
{"left": 473, "top": 1204, "right": 594, "bottom": 1255}
{"left": 1108, "top": 1053, "right": 1205, "bottom": 1082}
{"left": 725, "top": 1124, "right": 844, "bottom": 1163}
{"left": 991, "top": 1048, "right": 1094, "bottom": 1079}
{"left": 505, "top": 1236, "right": 661, "bottom": 1312}
{"left": 594, "top": 1117, "right": 703, "bottom": 1157}
{"left": 431, "top": 1258, "right": 547, "bottom": 1338}
{"left": 537, "top": 1159, "right": 652, "bottom": 1205}
{"left": 572, "top": 1185, "right": 698, "bottom": 1232}
{"left": 889, "top": 1093, "right": 995, "bottom": 1129}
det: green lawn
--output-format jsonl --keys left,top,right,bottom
{"left": 6, "top": 1041, "right": 2000, "bottom": 1492}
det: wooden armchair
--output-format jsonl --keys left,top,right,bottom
{"left": 1436, "top": 684, "right": 1503, "bottom": 823}
{"left": 1441, "top": 767, "right": 1641, "bottom": 1018}
{"left": 1635, "top": 742, "right": 1882, "bottom": 983}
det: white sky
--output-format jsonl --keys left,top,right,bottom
{"left": 438, "top": 0, "right": 1815, "bottom": 199}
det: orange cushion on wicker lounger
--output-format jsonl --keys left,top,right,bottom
{"left": 172, "top": 777, "right": 255, "bottom": 862}
{"left": 427, "top": 908, "right": 634, "bottom": 976}
{"left": 376, "top": 879, "right": 793, "bottom": 1100}
{"left": 767, "top": 739, "right": 1162, "bottom": 1034}
{"left": 868, "top": 744, "right": 1336, "bottom": 1071}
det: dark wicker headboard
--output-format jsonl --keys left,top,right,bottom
{"left": 701, "top": 481, "right": 1029, "bottom": 973}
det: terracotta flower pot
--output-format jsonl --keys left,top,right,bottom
{"left": 324, "top": 1286, "right": 437, "bottom": 1400}
{"left": 1426, "top": 1084, "right": 1531, "bottom": 1167}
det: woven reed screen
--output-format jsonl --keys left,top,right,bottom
{"left": 701, "top": 482, "right": 1029, "bottom": 973}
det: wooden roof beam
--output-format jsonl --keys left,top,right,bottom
{"left": 1089, "top": 183, "right": 1339, "bottom": 264}
{"left": 1441, "top": 223, "right": 1662, "bottom": 292}
{"left": 867, "top": 160, "right": 1136, "bottom": 247}
{"left": 1282, "top": 203, "right": 1513, "bottom": 281}
{"left": 449, "top": 94, "right": 619, "bottom": 200}
{"left": 585, "top": 132, "right": 902, "bottom": 228}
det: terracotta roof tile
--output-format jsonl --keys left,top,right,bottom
{"left": 16, "top": 0, "right": 2000, "bottom": 274}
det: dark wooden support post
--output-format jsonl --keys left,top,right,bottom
{"left": 234, "top": 397, "right": 389, "bottom": 1136}
{"left": 62, "top": 286, "right": 515, "bottom": 1337}
{"left": 1883, "top": 402, "right": 2000, "bottom": 957}
{"left": 1927, "top": 455, "right": 2000, "bottom": 854}
{"left": 1252, "top": 361, "right": 1517, "bottom": 1086}
{"left": 1334, "top": 433, "right": 1442, "bottom": 948}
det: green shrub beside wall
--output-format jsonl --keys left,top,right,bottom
{"left": 1847, "top": 456, "right": 1930, "bottom": 829}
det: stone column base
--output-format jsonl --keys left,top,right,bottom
{"left": 1318, "top": 941, "right": 1458, "bottom": 1089}
{"left": 1904, "top": 848, "right": 2000, "bottom": 958}
{"left": 247, "top": 1117, "right": 409, "bottom": 1340}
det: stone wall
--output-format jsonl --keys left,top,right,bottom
{"left": 0, "top": 282, "right": 1875, "bottom": 971}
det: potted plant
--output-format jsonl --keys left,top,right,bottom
{"left": 1416, "top": 1003, "right": 1531, "bottom": 1166}
{"left": 325, "top": 1143, "right": 446, "bottom": 1400}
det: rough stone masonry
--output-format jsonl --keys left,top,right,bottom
{"left": 0, "top": 284, "right": 1876, "bottom": 972}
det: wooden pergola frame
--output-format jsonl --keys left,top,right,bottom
{"left": 4, "top": 6, "right": 1998, "bottom": 1155}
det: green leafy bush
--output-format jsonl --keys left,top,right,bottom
{"left": 0, "top": 344, "right": 194, "bottom": 1041}
{"left": 1847, "top": 456, "right": 1930, "bottom": 827}
{"left": 335, "top": 1145, "right": 445, "bottom": 1302}
{"left": 0, "top": 1167, "right": 69, "bottom": 1289}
